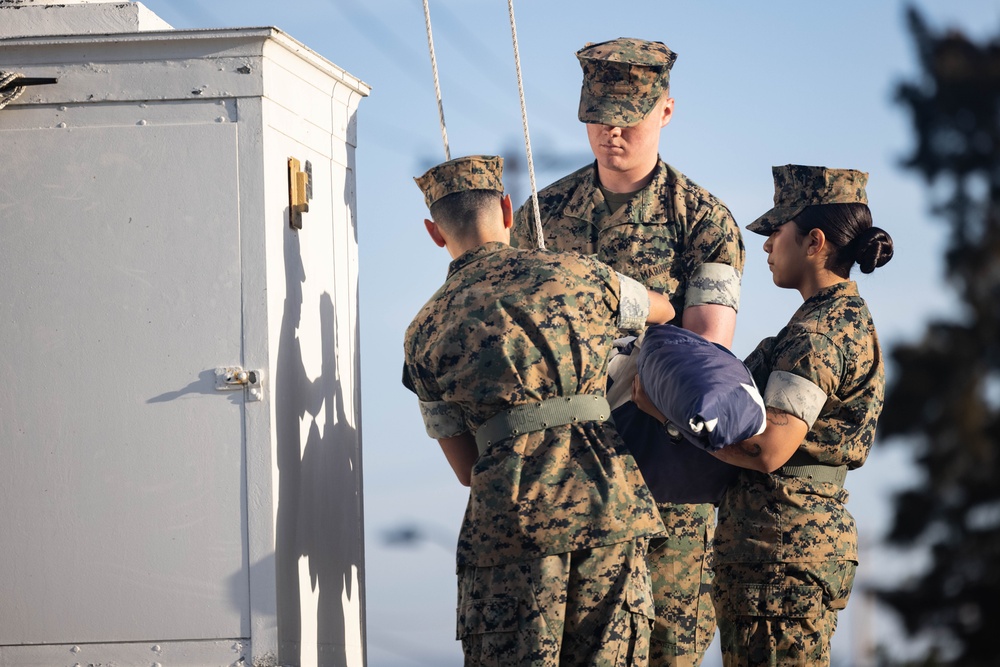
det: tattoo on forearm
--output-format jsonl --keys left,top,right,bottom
{"left": 737, "top": 442, "right": 762, "bottom": 458}
{"left": 766, "top": 407, "right": 790, "bottom": 427}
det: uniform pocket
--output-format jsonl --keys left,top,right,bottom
{"left": 624, "top": 567, "right": 656, "bottom": 621}
{"left": 730, "top": 583, "right": 823, "bottom": 619}
{"left": 457, "top": 596, "right": 518, "bottom": 639}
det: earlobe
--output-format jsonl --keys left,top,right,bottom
{"left": 501, "top": 194, "right": 513, "bottom": 230}
{"left": 660, "top": 96, "right": 675, "bottom": 128}
{"left": 424, "top": 219, "right": 447, "bottom": 248}
{"left": 807, "top": 229, "right": 826, "bottom": 256}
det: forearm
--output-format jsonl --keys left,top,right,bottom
{"left": 616, "top": 271, "right": 674, "bottom": 328}
{"left": 438, "top": 433, "right": 479, "bottom": 487}
{"left": 712, "top": 438, "right": 769, "bottom": 470}
{"left": 632, "top": 374, "right": 798, "bottom": 474}
{"left": 711, "top": 407, "right": 808, "bottom": 473}
{"left": 682, "top": 303, "right": 736, "bottom": 349}
{"left": 646, "top": 289, "right": 675, "bottom": 324}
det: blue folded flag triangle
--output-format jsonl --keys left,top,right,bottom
{"left": 638, "top": 324, "right": 766, "bottom": 452}
{"left": 610, "top": 324, "right": 765, "bottom": 505}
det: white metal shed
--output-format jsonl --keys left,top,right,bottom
{"left": 0, "top": 2, "right": 370, "bottom": 665}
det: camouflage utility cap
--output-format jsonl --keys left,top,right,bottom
{"left": 748, "top": 164, "right": 869, "bottom": 235}
{"left": 414, "top": 155, "right": 504, "bottom": 210}
{"left": 577, "top": 37, "right": 677, "bottom": 127}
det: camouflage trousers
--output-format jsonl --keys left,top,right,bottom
{"left": 647, "top": 502, "right": 716, "bottom": 667}
{"left": 456, "top": 538, "right": 654, "bottom": 667}
{"left": 712, "top": 560, "right": 857, "bottom": 667}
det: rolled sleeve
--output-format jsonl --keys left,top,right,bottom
{"left": 763, "top": 370, "right": 828, "bottom": 428}
{"left": 418, "top": 400, "right": 468, "bottom": 439}
{"left": 616, "top": 271, "right": 650, "bottom": 330}
{"left": 685, "top": 262, "right": 741, "bottom": 311}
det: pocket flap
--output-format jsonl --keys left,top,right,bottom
{"left": 730, "top": 584, "right": 823, "bottom": 618}
{"left": 624, "top": 571, "right": 656, "bottom": 620}
{"left": 457, "top": 596, "right": 518, "bottom": 638}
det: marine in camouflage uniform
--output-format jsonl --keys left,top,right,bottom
{"left": 404, "top": 155, "right": 671, "bottom": 666}
{"left": 512, "top": 38, "right": 744, "bottom": 667}
{"left": 712, "top": 166, "right": 888, "bottom": 666}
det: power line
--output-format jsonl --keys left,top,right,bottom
{"left": 331, "top": 0, "right": 432, "bottom": 74}
{"left": 145, "top": 0, "right": 227, "bottom": 30}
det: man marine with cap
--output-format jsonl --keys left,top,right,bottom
{"left": 404, "top": 154, "right": 676, "bottom": 665}
{"left": 512, "top": 38, "right": 745, "bottom": 666}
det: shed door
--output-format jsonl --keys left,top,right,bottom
{"left": 0, "top": 121, "right": 249, "bottom": 643}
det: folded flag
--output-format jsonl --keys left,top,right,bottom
{"left": 637, "top": 324, "right": 766, "bottom": 452}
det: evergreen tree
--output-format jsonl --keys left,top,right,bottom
{"left": 876, "top": 7, "right": 1000, "bottom": 666}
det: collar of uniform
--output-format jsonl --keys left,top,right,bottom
{"left": 794, "top": 280, "right": 860, "bottom": 319}
{"left": 558, "top": 160, "right": 603, "bottom": 224}
{"left": 562, "top": 159, "right": 669, "bottom": 231}
{"left": 447, "top": 241, "right": 509, "bottom": 278}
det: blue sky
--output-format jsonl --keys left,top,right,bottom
{"left": 139, "top": 1, "right": 1000, "bottom": 664}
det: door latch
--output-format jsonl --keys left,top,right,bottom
{"left": 215, "top": 366, "right": 263, "bottom": 402}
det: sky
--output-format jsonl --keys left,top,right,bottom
{"left": 136, "top": 1, "right": 1000, "bottom": 665}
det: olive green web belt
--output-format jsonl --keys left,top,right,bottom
{"left": 474, "top": 395, "right": 612, "bottom": 455}
{"left": 776, "top": 450, "right": 848, "bottom": 488}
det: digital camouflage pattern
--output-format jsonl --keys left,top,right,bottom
{"left": 714, "top": 280, "right": 884, "bottom": 666}
{"left": 577, "top": 37, "right": 677, "bottom": 127}
{"left": 646, "top": 504, "right": 716, "bottom": 667}
{"left": 713, "top": 560, "right": 856, "bottom": 667}
{"left": 748, "top": 164, "right": 870, "bottom": 235}
{"left": 739, "top": 281, "right": 884, "bottom": 478}
{"left": 414, "top": 154, "right": 504, "bottom": 210}
{"left": 457, "top": 538, "right": 655, "bottom": 666}
{"left": 512, "top": 158, "right": 744, "bottom": 667}
{"left": 512, "top": 160, "right": 744, "bottom": 317}
{"left": 403, "top": 241, "right": 664, "bottom": 568}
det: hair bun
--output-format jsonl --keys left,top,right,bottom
{"left": 854, "top": 226, "right": 894, "bottom": 274}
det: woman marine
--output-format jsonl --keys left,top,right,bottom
{"left": 635, "top": 164, "right": 894, "bottom": 666}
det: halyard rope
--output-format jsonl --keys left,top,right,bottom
{"left": 421, "top": 0, "right": 451, "bottom": 161}
{"left": 0, "top": 72, "right": 26, "bottom": 110}
{"left": 506, "top": 0, "right": 545, "bottom": 249}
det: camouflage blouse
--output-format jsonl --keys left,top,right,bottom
{"left": 404, "top": 242, "right": 663, "bottom": 568}
{"left": 715, "top": 281, "right": 885, "bottom": 563}
{"left": 511, "top": 159, "right": 745, "bottom": 320}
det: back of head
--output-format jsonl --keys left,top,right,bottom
{"left": 576, "top": 37, "right": 676, "bottom": 127}
{"left": 748, "top": 164, "right": 894, "bottom": 277}
{"left": 414, "top": 155, "right": 505, "bottom": 237}
{"left": 430, "top": 189, "right": 502, "bottom": 235}
{"left": 795, "top": 204, "right": 893, "bottom": 276}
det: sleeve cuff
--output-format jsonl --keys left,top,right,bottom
{"left": 418, "top": 400, "right": 468, "bottom": 439}
{"left": 685, "top": 262, "right": 741, "bottom": 311}
{"left": 763, "top": 370, "right": 828, "bottom": 428}
{"left": 616, "top": 272, "right": 649, "bottom": 330}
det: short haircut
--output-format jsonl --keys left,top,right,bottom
{"left": 429, "top": 189, "right": 502, "bottom": 238}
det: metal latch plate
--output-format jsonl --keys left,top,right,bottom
{"left": 215, "top": 366, "right": 263, "bottom": 402}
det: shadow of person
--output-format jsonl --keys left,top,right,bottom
{"left": 274, "top": 227, "right": 326, "bottom": 664}
{"left": 297, "top": 292, "right": 364, "bottom": 666}
{"left": 274, "top": 106, "right": 366, "bottom": 664}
